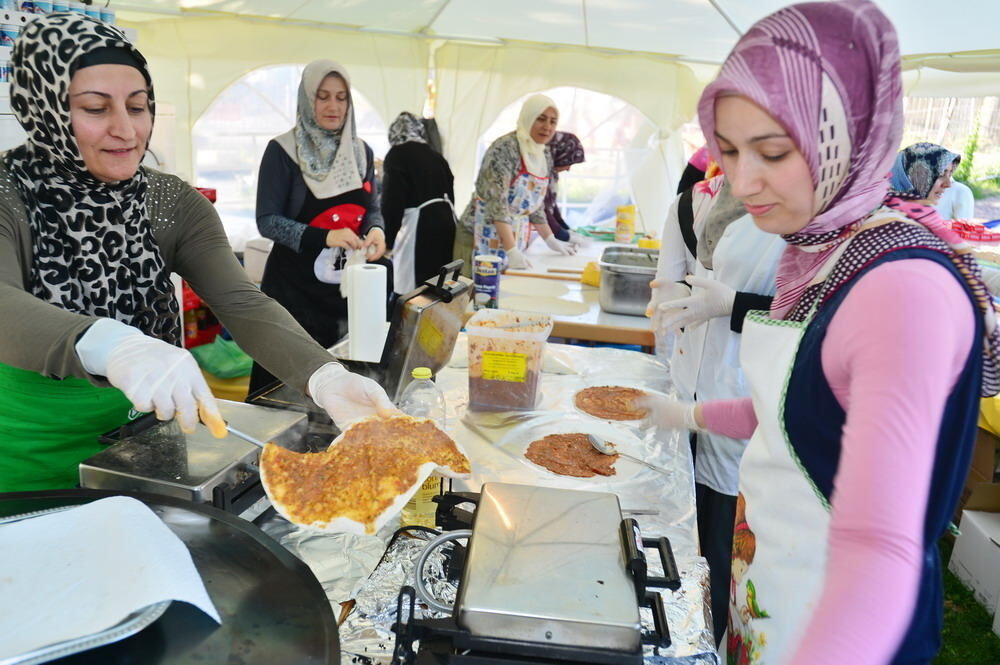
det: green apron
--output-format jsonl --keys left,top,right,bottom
{"left": 0, "top": 362, "right": 135, "bottom": 492}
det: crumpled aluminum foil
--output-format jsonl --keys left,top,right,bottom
{"left": 337, "top": 536, "right": 719, "bottom": 664}
{"left": 644, "top": 556, "right": 720, "bottom": 664}
{"left": 256, "top": 341, "right": 715, "bottom": 664}
{"left": 340, "top": 530, "right": 460, "bottom": 664}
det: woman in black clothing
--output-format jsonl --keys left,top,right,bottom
{"left": 381, "top": 111, "right": 456, "bottom": 293}
{"left": 250, "top": 60, "right": 387, "bottom": 392}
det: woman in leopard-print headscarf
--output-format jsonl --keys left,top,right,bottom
{"left": 0, "top": 13, "right": 394, "bottom": 492}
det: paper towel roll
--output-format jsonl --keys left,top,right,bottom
{"left": 345, "top": 262, "right": 387, "bottom": 362}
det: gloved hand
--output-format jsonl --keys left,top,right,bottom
{"left": 657, "top": 275, "right": 736, "bottom": 331}
{"left": 637, "top": 394, "right": 703, "bottom": 431}
{"left": 505, "top": 248, "right": 532, "bottom": 270}
{"left": 308, "top": 362, "right": 399, "bottom": 428}
{"left": 568, "top": 231, "right": 592, "bottom": 247}
{"left": 544, "top": 234, "right": 577, "bottom": 256}
{"left": 646, "top": 279, "right": 693, "bottom": 331}
{"left": 77, "top": 319, "right": 225, "bottom": 435}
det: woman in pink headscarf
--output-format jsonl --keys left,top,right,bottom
{"left": 644, "top": 1, "right": 999, "bottom": 663}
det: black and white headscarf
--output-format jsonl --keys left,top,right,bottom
{"left": 6, "top": 12, "right": 179, "bottom": 345}
{"left": 388, "top": 111, "right": 427, "bottom": 146}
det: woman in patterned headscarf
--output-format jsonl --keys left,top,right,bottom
{"left": 0, "top": 15, "right": 394, "bottom": 491}
{"left": 381, "top": 111, "right": 457, "bottom": 292}
{"left": 643, "top": 1, "right": 996, "bottom": 663}
{"left": 251, "top": 60, "right": 389, "bottom": 392}
{"left": 455, "top": 94, "right": 577, "bottom": 273}
{"left": 542, "top": 131, "right": 587, "bottom": 243}
{"left": 890, "top": 142, "right": 961, "bottom": 206}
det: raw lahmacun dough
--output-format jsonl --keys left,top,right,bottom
{"left": 575, "top": 385, "right": 649, "bottom": 420}
{"left": 260, "top": 415, "right": 471, "bottom": 534}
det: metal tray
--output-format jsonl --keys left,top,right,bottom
{"left": 0, "top": 489, "right": 340, "bottom": 665}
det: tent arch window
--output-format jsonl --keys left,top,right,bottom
{"left": 192, "top": 64, "right": 389, "bottom": 250}
{"left": 477, "top": 87, "right": 659, "bottom": 231}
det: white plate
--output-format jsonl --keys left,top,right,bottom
{"left": 495, "top": 413, "right": 648, "bottom": 481}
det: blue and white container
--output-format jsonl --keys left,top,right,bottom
{"left": 0, "top": 24, "right": 19, "bottom": 47}
{"left": 0, "top": 1, "right": 15, "bottom": 11}
{"left": 67, "top": 1, "right": 85, "bottom": 14}
{"left": 52, "top": 1, "right": 69, "bottom": 11}
{"left": 99, "top": 7, "right": 112, "bottom": 22}
{"left": 472, "top": 254, "right": 501, "bottom": 310}
{"left": 0, "top": 60, "right": 11, "bottom": 83}
{"left": 83, "top": 5, "right": 99, "bottom": 18}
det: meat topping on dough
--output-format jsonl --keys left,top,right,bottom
{"left": 574, "top": 386, "right": 648, "bottom": 420}
{"left": 525, "top": 433, "right": 618, "bottom": 477}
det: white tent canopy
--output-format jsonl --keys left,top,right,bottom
{"left": 114, "top": 1, "right": 1000, "bottom": 236}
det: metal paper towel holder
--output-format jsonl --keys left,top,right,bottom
{"left": 337, "top": 260, "right": 471, "bottom": 402}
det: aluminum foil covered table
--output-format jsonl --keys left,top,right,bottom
{"left": 260, "top": 339, "right": 718, "bottom": 664}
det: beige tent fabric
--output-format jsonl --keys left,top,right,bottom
{"left": 433, "top": 41, "right": 700, "bottom": 233}
{"left": 120, "top": 12, "right": 999, "bottom": 234}
{"left": 123, "top": 17, "right": 429, "bottom": 180}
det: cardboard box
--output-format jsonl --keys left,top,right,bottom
{"left": 956, "top": 428, "right": 1000, "bottom": 520}
{"left": 949, "top": 483, "right": 1000, "bottom": 617}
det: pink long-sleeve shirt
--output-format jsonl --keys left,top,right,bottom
{"left": 702, "top": 258, "right": 975, "bottom": 665}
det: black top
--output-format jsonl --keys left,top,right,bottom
{"left": 256, "top": 139, "right": 384, "bottom": 255}
{"left": 381, "top": 141, "right": 454, "bottom": 248}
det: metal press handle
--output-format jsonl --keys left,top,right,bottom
{"left": 641, "top": 590, "right": 672, "bottom": 648}
{"left": 435, "top": 259, "right": 464, "bottom": 288}
{"left": 643, "top": 536, "right": 681, "bottom": 591}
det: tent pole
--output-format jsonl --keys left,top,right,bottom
{"left": 707, "top": 0, "right": 743, "bottom": 36}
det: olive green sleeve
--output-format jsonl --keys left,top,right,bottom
{"left": 164, "top": 182, "right": 336, "bottom": 392}
{"left": 0, "top": 191, "right": 102, "bottom": 381}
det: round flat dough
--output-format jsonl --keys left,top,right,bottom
{"left": 500, "top": 276, "right": 570, "bottom": 297}
{"left": 499, "top": 294, "right": 588, "bottom": 316}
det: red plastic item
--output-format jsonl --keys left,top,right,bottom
{"left": 194, "top": 187, "right": 217, "bottom": 203}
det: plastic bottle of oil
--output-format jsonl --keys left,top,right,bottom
{"left": 398, "top": 367, "right": 446, "bottom": 528}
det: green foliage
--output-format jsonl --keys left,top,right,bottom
{"left": 935, "top": 538, "right": 1000, "bottom": 664}
{"left": 955, "top": 122, "right": 980, "bottom": 184}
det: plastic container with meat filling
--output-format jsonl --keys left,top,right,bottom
{"left": 465, "top": 309, "right": 553, "bottom": 411}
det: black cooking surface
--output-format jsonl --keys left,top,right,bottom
{"left": 0, "top": 489, "right": 339, "bottom": 665}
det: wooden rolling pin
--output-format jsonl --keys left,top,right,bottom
{"left": 548, "top": 268, "right": 584, "bottom": 274}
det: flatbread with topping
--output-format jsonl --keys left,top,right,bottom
{"left": 260, "top": 415, "right": 471, "bottom": 534}
{"left": 525, "top": 433, "right": 619, "bottom": 477}
{"left": 574, "top": 386, "right": 648, "bottom": 420}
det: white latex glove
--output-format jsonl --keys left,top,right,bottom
{"left": 646, "top": 279, "right": 693, "bottom": 331}
{"left": 657, "top": 275, "right": 736, "bottom": 331}
{"left": 505, "top": 248, "right": 532, "bottom": 270}
{"left": 308, "top": 362, "right": 399, "bottom": 429}
{"left": 544, "top": 234, "right": 577, "bottom": 256}
{"left": 89, "top": 325, "right": 224, "bottom": 435}
{"left": 568, "top": 231, "right": 592, "bottom": 247}
{"left": 637, "top": 393, "right": 703, "bottom": 431}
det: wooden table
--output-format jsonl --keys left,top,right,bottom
{"left": 495, "top": 239, "right": 655, "bottom": 349}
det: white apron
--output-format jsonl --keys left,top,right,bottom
{"left": 392, "top": 196, "right": 455, "bottom": 294}
{"left": 471, "top": 161, "right": 549, "bottom": 270}
{"left": 726, "top": 306, "right": 831, "bottom": 665}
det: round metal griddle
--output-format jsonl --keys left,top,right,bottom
{"left": 0, "top": 489, "right": 339, "bottom": 665}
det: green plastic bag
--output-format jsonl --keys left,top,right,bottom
{"left": 190, "top": 336, "right": 253, "bottom": 379}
